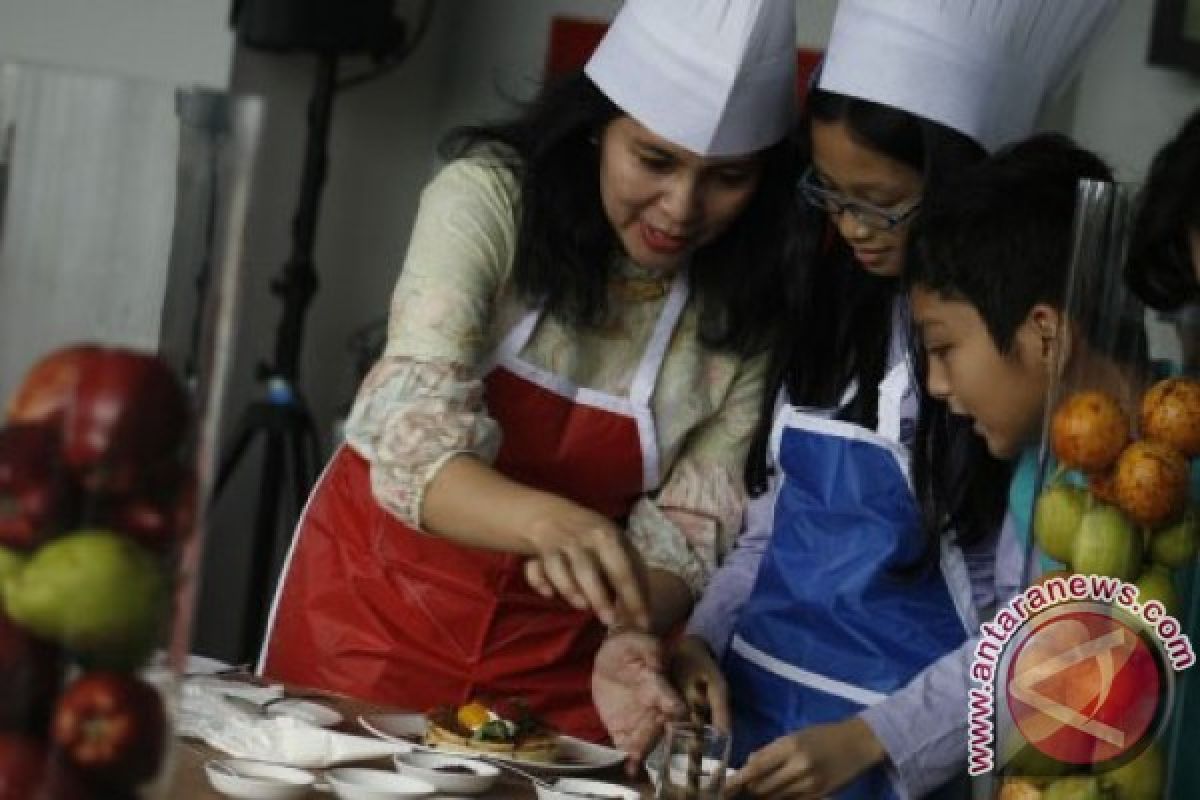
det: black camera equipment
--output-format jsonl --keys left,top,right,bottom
{"left": 218, "top": 0, "right": 434, "bottom": 661}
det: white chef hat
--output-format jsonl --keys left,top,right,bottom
{"left": 818, "top": 0, "right": 1118, "bottom": 152}
{"left": 585, "top": 0, "right": 797, "bottom": 157}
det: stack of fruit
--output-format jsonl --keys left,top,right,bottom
{"left": 1034, "top": 378, "right": 1199, "bottom": 615}
{"left": 0, "top": 344, "right": 192, "bottom": 799}
{"left": 999, "top": 742, "right": 1165, "bottom": 799}
{"left": 1014, "top": 377, "right": 1200, "bottom": 800}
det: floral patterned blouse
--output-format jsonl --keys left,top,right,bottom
{"left": 342, "top": 152, "right": 767, "bottom": 595}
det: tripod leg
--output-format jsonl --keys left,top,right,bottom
{"left": 214, "top": 407, "right": 262, "bottom": 498}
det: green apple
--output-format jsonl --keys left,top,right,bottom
{"left": 1099, "top": 744, "right": 1164, "bottom": 800}
{"left": 1073, "top": 504, "right": 1142, "bottom": 581}
{"left": 1042, "top": 776, "right": 1103, "bottom": 800}
{"left": 4, "top": 530, "right": 166, "bottom": 669}
{"left": 1135, "top": 566, "right": 1181, "bottom": 618}
{"left": 1035, "top": 485, "right": 1087, "bottom": 564}
{"left": 1148, "top": 509, "right": 1198, "bottom": 568}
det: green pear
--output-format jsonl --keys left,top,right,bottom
{"left": 1035, "top": 485, "right": 1087, "bottom": 564}
{"left": 1134, "top": 567, "right": 1181, "bottom": 618}
{"left": 4, "top": 530, "right": 166, "bottom": 669}
{"left": 1073, "top": 504, "right": 1142, "bottom": 581}
{"left": 1148, "top": 509, "right": 1198, "bottom": 568}
{"left": 1099, "top": 744, "right": 1164, "bottom": 800}
{"left": 1042, "top": 776, "right": 1104, "bottom": 800}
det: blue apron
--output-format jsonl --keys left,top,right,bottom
{"left": 723, "top": 401, "right": 973, "bottom": 799}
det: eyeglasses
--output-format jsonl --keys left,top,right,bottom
{"left": 797, "top": 167, "right": 921, "bottom": 232}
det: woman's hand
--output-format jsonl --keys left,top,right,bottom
{"left": 724, "top": 717, "right": 884, "bottom": 798}
{"left": 669, "top": 635, "right": 731, "bottom": 732}
{"left": 522, "top": 505, "right": 651, "bottom": 629}
{"left": 592, "top": 631, "right": 687, "bottom": 774}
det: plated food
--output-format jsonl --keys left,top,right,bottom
{"left": 424, "top": 700, "right": 558, "bottom": 762}
{"left": 359, "top": 709, "right": 627, "bottom": 774}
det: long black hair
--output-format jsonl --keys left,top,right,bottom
{"left": 745, "top": 88, "right": 989, "bottom": 509}
{"left": 439, "top": 71, "right": 801, "bottom": 357}
{"left": 1126, "top": 107, "right": 1200, "bottom": 312}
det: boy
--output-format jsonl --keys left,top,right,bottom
{"left": 907, "top": 133, "right": 1117, "bottom": 464}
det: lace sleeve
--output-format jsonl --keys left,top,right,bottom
{"left": 627, "top": 352, "right": 767, "bottom": 596}
{"left": 344, "top": 356, "right": 501, "bottom": 527}
{"left": 343, "top": 156, "right": 517, "bottom": 525}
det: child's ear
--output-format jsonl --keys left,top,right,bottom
{"left": 1027, "top": 304, "right": 1066, "bottom": 367}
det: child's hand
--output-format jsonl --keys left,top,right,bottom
{"left": 592, "top": 630, "right": 686, "bottom": 774}
{"left": 724, "top": 717, "right": 884, "bottom": 798}
{"left": 669, "top": 635, "right": 731, "bottom": 732}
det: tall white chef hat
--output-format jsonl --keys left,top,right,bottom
{"left": 818, "top": 0, "right": 1118, "bottom": 152}
{"left": 585, "top": 0, "right": 797, "bottom": 157}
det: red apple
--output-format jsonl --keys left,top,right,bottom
{"left": 93, "top": 460, "right": 190, "bottom": 550}
{"left": 7, "top": 345, "right": 189, "bottom": 495}
{"left": 0, "top": 424, "right": 79, "bottom": 549}
{"left": 6, "top": 346, "right": 101, "bottom": 425}
{"left": 60, "top": 350, "right": 189, "bottom": 494}
{"left": 0, "top": 734, "right": 91, "bottom": 800}
{"left": 52, "top": 672, "right": 165, "bottom": 789}
{"left": 0, "top": 611, "right": 63, "bottom": 734}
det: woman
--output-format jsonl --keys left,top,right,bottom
{"left": 258, "top": 0, "right": 800, "bottom": 743}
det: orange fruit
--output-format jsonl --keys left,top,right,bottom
{"left": 1114, "top": 440, "right": 1190, "bottom": 528}
{"left": 456, "top": 701, "right": 491, "bottom": 730}
{"left": 1140, "top": 377, "right": 1200, "bottom": 457}
{"left": 1087, "top": 469, "right": 1121, "bottom": 506}
{"left": 1051, "top": 391, "right": 1130, "bottom": 472}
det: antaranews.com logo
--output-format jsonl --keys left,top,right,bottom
{"left": 968, "top": 573, "right": 1194, "bottom": 776}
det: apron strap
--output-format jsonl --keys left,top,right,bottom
{"left": 629, "top": 269, "right": 689, "bottom": 408}
{"left": 482, "top": 306, "right": 542, "bottom": 375}
{"left": 629, "top": 270, "right": 689, "bottom": 490}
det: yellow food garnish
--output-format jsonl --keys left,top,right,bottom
{"left": 456, "top": 701, "right": 491, "bottom": 730}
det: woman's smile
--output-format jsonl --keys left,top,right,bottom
{"left": 640, "top": 221, "right": 691, "bottom": 254}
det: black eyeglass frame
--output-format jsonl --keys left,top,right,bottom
{"left": 797, "top": 166, "right": 922, "bottom": 232}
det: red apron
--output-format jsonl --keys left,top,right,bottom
{"left": 258, "top": 273, "right": 689, "bottom": 742}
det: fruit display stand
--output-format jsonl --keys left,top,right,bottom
{"left": 0, "top": 62, "right": 261, "bottom": 798}
{"left": 992, "top": 181, "right": 1199, "bottom": 799}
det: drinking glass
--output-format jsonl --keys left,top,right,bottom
{"left": 654, "top": 722, "right": 731, "bottom": 799}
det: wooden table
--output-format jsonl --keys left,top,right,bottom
{"left": 166, "top": 685, "right": 654, "bottom": 799}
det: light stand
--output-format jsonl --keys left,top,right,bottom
{"left": 216, "top": 0, "right": 433, "bottom": 662}
{"left": 213, "top": 52, "right": 334, "bottom": 661}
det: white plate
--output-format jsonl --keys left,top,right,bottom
{"left": 394, "top": 751, "right": 500, "bottom": 794}
{"left": 266, "top": 698, "right": 343, "bottom": 728}
{"left": 534, "top": 777, "right": 639, "bottom": 800}
{"left": 204, "top": 759, "right": 315, "bottom": 800}
{"left": 325, "top": 767, "right": 436, "bottom": 799}
{"left": 358, "top": 713, "right": 626, "bottom": 774}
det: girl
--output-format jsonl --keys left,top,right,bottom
{"left": 258, "top": 0, "right": 801, "bottom": 743}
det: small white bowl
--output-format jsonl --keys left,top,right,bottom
{"left": 265, "top": 697, "right": 343, "bottom": 727}
{"left": 393, "top": 751, "right": 500, "bottom": 795}
{"left": 204, "top": 759, "right": 315, "bottom": 800}
{"left": 534, "top": 777, "right": 640, "bottom": 800}
{"left": 325, "top": 767, "right": 436, "bottom": 799}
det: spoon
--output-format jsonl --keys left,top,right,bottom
{"left": 480, "top": 759, "right": 616, "bottom": 799}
